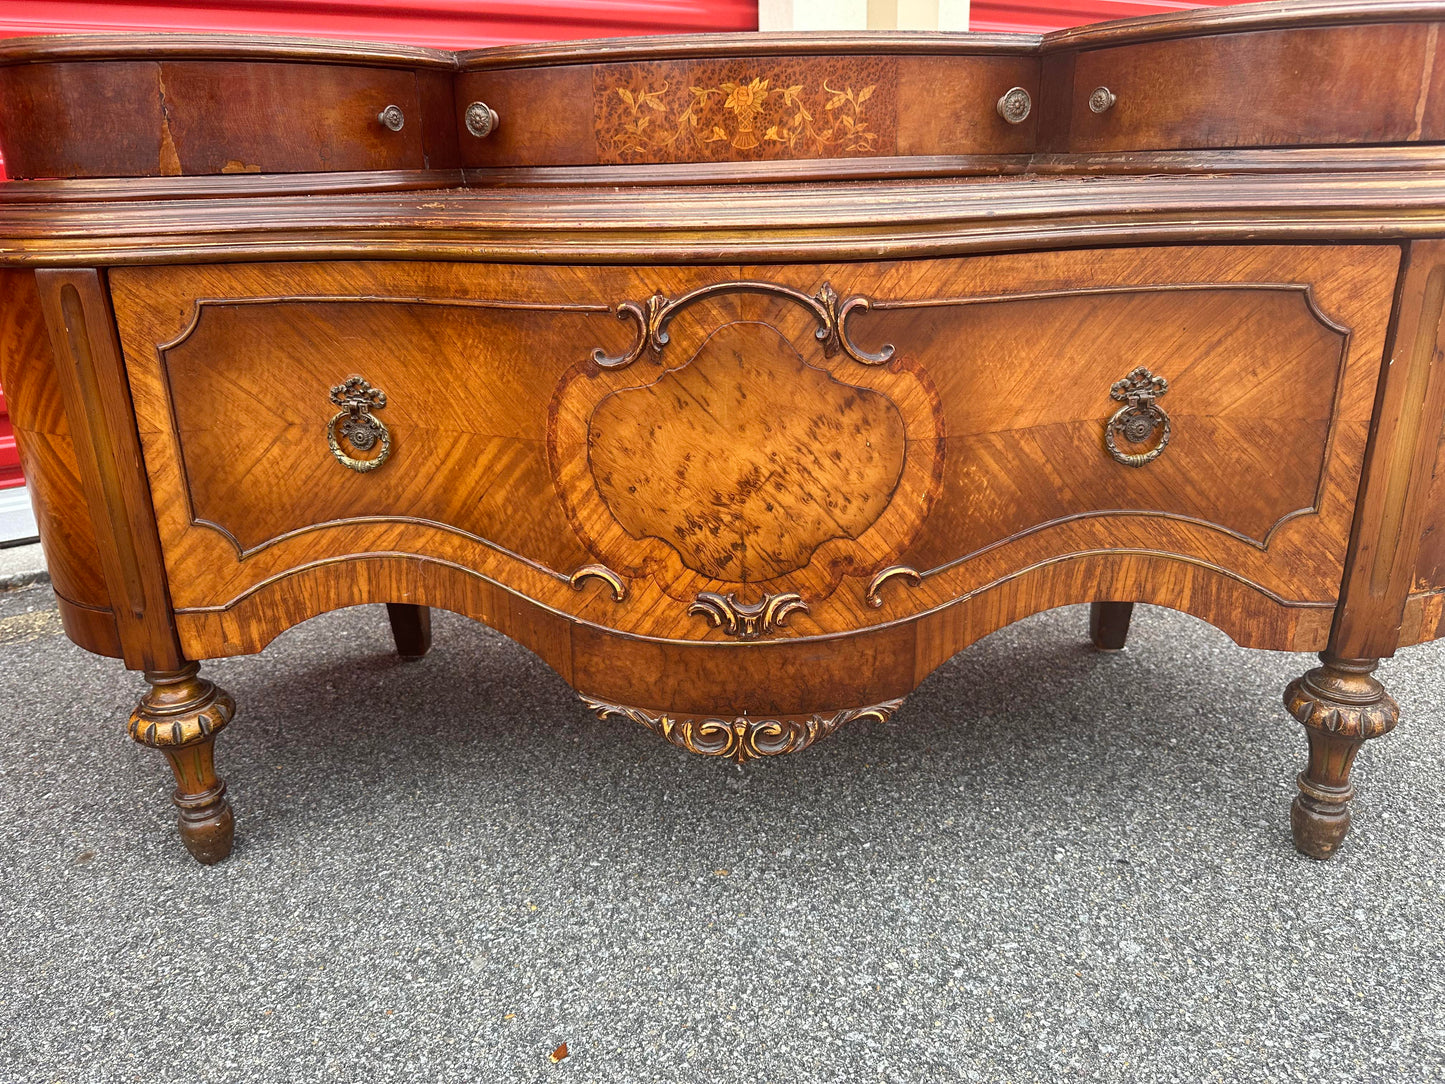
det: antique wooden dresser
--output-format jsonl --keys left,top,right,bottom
{"left": 2, "top": 0, "right": 1443, "bottom": 864}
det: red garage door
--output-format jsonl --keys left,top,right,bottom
{"left": 973, "top": 0, "right": 1241, "bottom": 33}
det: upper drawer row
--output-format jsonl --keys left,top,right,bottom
{"left": 2, "top": 19, "right": 1444, "bottom": 179}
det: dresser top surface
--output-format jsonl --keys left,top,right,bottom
{"left": 0, "top": 0, "right": 1443, "bottom": 69}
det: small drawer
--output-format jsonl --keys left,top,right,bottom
{"left": 456, "top": 54, "right": 1040, "bottom": 169}
{"left": 0, "top": 59, "right": 432, "bottom": 178}
{"left": 1064, "top": 22, "right": 1445, "bottom": 152}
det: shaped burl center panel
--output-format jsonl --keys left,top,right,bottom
{"left": 588, "top": 321, "right": 907, "bottom": 583}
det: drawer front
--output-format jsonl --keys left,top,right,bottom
{"left": 0, "top": 60, "right": 437, "bottom": 178}
{"left": 111, "top": 246, "right": 1398, "bottom": 656}
{"left": 457, "top": 54, "right": 1039, "bottom": 168}
{"left": 1064, "top": 23, "right": 1445, "bottom": 152}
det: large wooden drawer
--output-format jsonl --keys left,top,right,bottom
{"left": 110, "top": 245, "right": 1399, "bottom": 659}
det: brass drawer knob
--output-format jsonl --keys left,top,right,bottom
{"left": 465, "top": 101, "right": 500, "bottom": 139}
{"left": 328, "top": 375, "right": 392, "bottom": 473}
{"left": 1105, "top": 367, "right": 1170, "bottom": 467}
{"left": 1089, "top": 86, "right": 1117, "bottom": 114}
{"left": 377, "top": 104, "right": 405, "bottom": 131}
{"left": 996, "top": 86, "right": 1032, "bottom": 125}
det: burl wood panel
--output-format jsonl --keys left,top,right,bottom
{"left": 457, "top": 54, "right": 1037, "bottom": 168}
{"left": 552, "top": 312, "right": 942, "bottom": 610}
{"left": 588, "top": 322, "right": 908, "bottom": 582}
{"left": 1066, "top": 23, "right": 1445, "bottom": 152}
{"left": 110, "top": 245, "right": 1397, "bottom": 668}
{"left": 0, "top": 269, "right": 121, "bottom": 656}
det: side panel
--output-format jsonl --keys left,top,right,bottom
{"left": 0, "top": 268, "right": 121, "bottom": 656}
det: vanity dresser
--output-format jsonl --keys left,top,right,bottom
{"left": 2, "top": 0, "right": 1444, "bottom": 863}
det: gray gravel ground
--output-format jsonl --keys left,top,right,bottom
{"left": 0, "top": 581, "right": 1442, "bottom": 1084}
{"left": 0, "top": 542, "right": 45, "bottom": 590}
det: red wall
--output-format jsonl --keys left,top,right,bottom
{"left": 973, "top": 0, "right": 1239, "bottom": 33}
{"left": 0, "top": 387, "right": 17, "bottom": 491}
{"left": 0, "top": 1, "right": 758, "bottom": 47}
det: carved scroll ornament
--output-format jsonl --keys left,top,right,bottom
{"left": 583, "top": 696, "right": 905, "bottom": 764}
{"left": 688, "top": 591, "right": 808, "bottom": 640}
{"left": 592, "top": 280, "right": 893, "bottom": 370}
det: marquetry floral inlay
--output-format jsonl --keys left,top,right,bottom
{"left": 597, "top": 60, "right": 894, "bottom": 164}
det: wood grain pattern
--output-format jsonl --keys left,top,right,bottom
{"left": 5, "top": 8, "right": 1445, "bottom": 180}
{"left": 157, "top": 61, "right": 425, "bottom": 175}
{"left": 461, "top": 55, "right": 1036, "bottom": 168}
{"left": 0, "top": 62, "right": 163, "bottom": 179}
{"left": 0, "top": 58, "right": 445, "bottom": 178}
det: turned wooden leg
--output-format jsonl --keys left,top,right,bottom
{"left": 1089, "top": 601, "right": 1134, "bottom": 651}
{"left": 128, "top": 663, "right": 236, "bottom": 865}
{"left": 1283, "top": 654, "right": 1399, "bottom": 860}
{"left": 386, "top": 603, "right": 432, "bottom": 658}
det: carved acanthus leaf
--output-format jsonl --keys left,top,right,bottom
{"left": 688, "top": 591, "right": 808, "bottom": 640}
{"left": 582, "top": 695, "right": 906, "bottom": 763}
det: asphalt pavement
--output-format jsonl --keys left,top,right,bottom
{"left": 0, "top": 579, "right": 1441, "bottom": 1083}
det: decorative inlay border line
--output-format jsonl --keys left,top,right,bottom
{"left": 582, "top": 695, "right": 905, "bottom": 763}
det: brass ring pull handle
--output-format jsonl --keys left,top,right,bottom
{"left": 377, "top": 104, "right": 405, "bottom": 131}
{"left": 327, "top": 375, "right": 392, "bottom": 473}
{"left": 1089, "top": 86, "right": 1117, "bottom": 113}
{"left": 1104, "top": 366, "right": 1170, "bottom": 468}
{"left": 996, "top": 86, "right": 1032, "bottom": 124}
{"left": 465, "top": 101, "right": 499, "bottom": 139}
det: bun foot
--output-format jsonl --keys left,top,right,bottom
{"left": 1291, "top": 783, "right": 1352, "bottom": 860}
{"left": 164, "top": 742, "right": 234, "bottom": 865}
{"left": 1282, "top": 655, "right": 1398, "bottom": 860}
{"left": 129, "top": 663, "right": 237, "bottom": 864}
